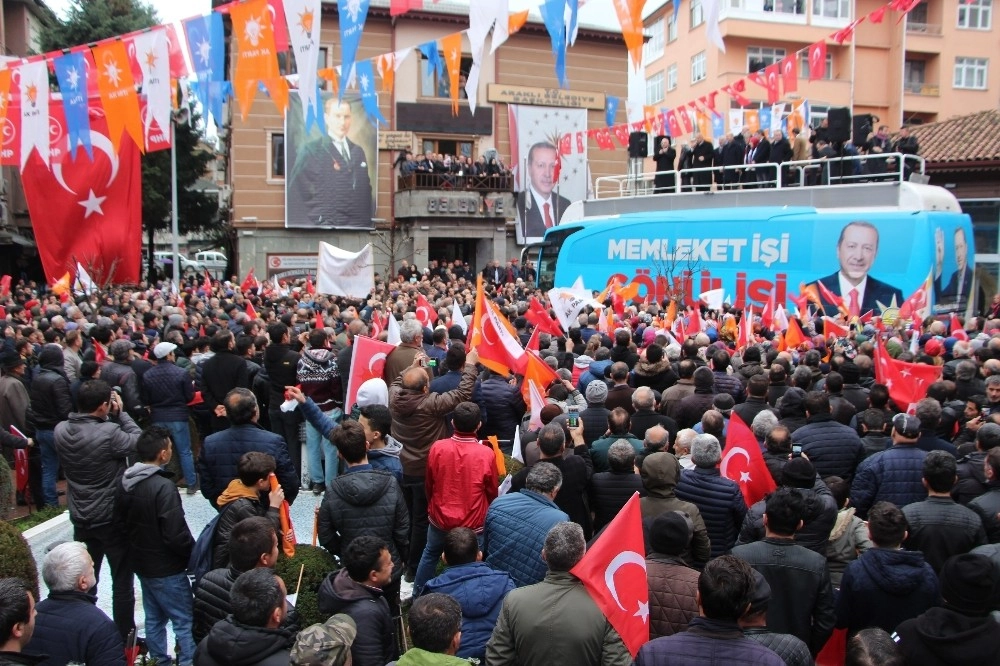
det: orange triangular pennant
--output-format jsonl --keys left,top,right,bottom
{"left": 508, "top": 10, "right": 529, "bottom": 34}
{"left": 376, "top": 53, "right": 394, "bottom": 92}
{"left": 92, "top": 41, "right": 145, "bottom": 152}
{"left": 0, "top": 69, "right": 11, "bottom": 130}
{"left": 441, "top": 32, "right": 463, "bottom": 115}
{"left": 230, "top": 0, "right": 286, "bottom": 120}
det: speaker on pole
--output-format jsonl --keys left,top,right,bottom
{"left": 827, "top": 107, "right": 852, "bottom": 143}
{"left": 628, "top": 131, "right": 649, "bottom": 159}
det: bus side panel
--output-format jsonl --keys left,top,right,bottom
{"left": 554, "top": 211, "right": 973, "bottom": 313}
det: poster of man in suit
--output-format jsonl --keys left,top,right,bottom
{"left": 286, "top": 92, "right": 377, "bottom": 229}
{"left": 510, "top": 105, "right": 587, "bottom": 245}
{"left": 813, "top": 220, "right": 904, "bottom": 316}
{"left": 935, "top": 225, "right": 974, "bottom": 313}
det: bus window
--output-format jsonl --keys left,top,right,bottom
{"left": 537, "top": 227, "right": 579, "bottom": 290}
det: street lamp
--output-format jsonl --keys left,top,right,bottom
{"left": 171, "top": 107, "right": 191, "bottom": 287}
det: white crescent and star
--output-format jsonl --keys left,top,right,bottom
{"left": 604, "top": 550, "right": 649, "bottom": 623}
{"left": 368, "top": 352, "right": 387, "bottom": 375}
{"left": 77, "top": 189, "right": 107, "bottom": 218}
{"left": 721, "top": 447, "right": 753, "bottom": 484}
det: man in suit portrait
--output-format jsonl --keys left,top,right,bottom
{"left": 516, "top": 142, "right": 571, "bottom": 241}
{"left": 815, "top": 221, "right": 903, "bottom": 316}
{"left": 287, "top": 97, "right": 373, "bottom": 228}
{"left": 933, "top": 226, "right": 947, "bottom": 303}
{"left": 942, "top": 226, "right": 973, "bottom": 306}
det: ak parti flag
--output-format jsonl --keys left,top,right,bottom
{"left": 784, "top": 317, "right": 807, "bottom": 349}
{"left": 230, "top": 0, "right": 288, "bottom": 120}
{"left": 722, "top": 413, "right": 777, "bottom": 507}
{"left": 270, "top": 473, "right": 296, "bottom": 557}
{"left": 521, "top": 349, "right": 558, "bottom": 404}
{"left": 570, "top": 493, "right": 648, "bottom": 656}
{"left": 22, "top": 109, "right": 142, "bottom": 284}
{"left": 91, "top": 41, "right": 144, "bottom": 153}
{"left": 346, "top": 335, "right": 396, "bottom": 411}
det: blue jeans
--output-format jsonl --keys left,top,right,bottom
{"left": 304, "top": 417, "right": 340, "bottom": 487}
{"left": 157, "top": 421, "right": 196, "bottom": 488}
{"left": 139, "top": 572, "right": 195, "bottom": 666}
{"left": 414, "top": 524, "right": 483, "bottom": 595}
{"left": 36, "top": 429, "right": 59, "bottom": 507}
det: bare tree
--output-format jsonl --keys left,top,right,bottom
{"left": 370, "top": 224, "right": 425, "bottom": 276}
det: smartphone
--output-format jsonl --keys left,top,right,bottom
{"left": 792, "top": 445, "right": 802, "bottom": 457}
{"left": 567, "top": 406, "right": 579, "bottom": 428}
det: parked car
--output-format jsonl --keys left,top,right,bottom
{"left": 195, "top": 251, "right": 228, "bottom": 278}
{"left": 153, "top": 251, "right": 205, "bottom": 276}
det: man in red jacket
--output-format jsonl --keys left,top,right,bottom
{"left": 413, "top": 402, "right": 498, "bottom": 594}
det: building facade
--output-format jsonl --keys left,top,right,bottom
{"left": 224, "top": 1, "right": 628, "bottom": 282}
{"left": 641, "top": 0, "right": 998, "bottom": 130}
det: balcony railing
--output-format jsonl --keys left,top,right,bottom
{"left": 397, "top": 171, "right": 514, "bottom": 193}
{"left": 906, "top": 21, "right": 943, "bottom": 35}
{"left": 904, "top": 82, "right": 940, "bottom": 96}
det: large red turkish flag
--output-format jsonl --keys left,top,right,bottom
{"left": 22, "top": 109, "right": 141, "bottom": 285}
{"left": 346, "top": 335, "right": 397, "bottom": 412}
{"left": 415, "top": 293, "right": 438, "bottom": 328}
{"left": 570, "top": 492, "right": 648, "bottom": 656}
{"left": 722, "top": 413, "right": 777, "bottom": 507}
{"left": 875, "top": 339, "right": 942, "bottom": 412}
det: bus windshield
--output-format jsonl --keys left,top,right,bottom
{"left": 537, "top": 227, "right": 581, "bottom": 291}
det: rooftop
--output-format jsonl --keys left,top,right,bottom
{"left": 908, "top": 109, "right": 1000, "bottom": 167}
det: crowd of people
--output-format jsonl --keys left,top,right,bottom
{"left": 396, "top": 151, "right": 513, "bottom": 190}
{"left": 651, "top": 121, "right": 921, "bottom": 192}
{"left": 0, "top": 261, "right": 999, "bottom": 666}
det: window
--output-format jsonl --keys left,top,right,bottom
{"left": 691, "top": 51, "right": 707, "bottom": 83}
{"left": 747, "top": 46, "right": 786, "bottom": 73}
{"left": 666, "top": 63, "right": 679, "bottom": 91}
{"left": 646, "top": 71, "right": 665, "bottom": 104}
{"left": 958, "top": 0, "right": 992, "bottom": 29}
{"left": 420, "top": 138, "right": 473, "bottom": 158}
{"left": 798, "top": 50, "right": 833, "bottom": 79}
{"left": 644, "top": 18, "right": 665, "bottom": 61}
{"left": 812, "top": 0, "right": 850, "bottom": 19}
{"left": 420, "top": 53, "right": 474, "bottom": 99}
{"left": 904, "top": 59, "right": 927, "bottom": 93}
{"left": 277, "top": 47, "right": 330, "bottom": 89}
{"left": 691, "top": 0, "right": 704, "bottom": 27}
{"left": 954, "top": 57, "right": 988, "bottom": 89}
{"left": 668, "top": 15, "right": 678, "bottom": 41}
{"left": 268, "top": 132, "right": 284, "bottom": 180}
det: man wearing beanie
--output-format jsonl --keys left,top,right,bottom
{"left": 736, "top": 456, "right": 838, "bottom": 555}
{"left": 893, "top": 553, "right": 1000, "bottom": 665}
{"left": 739, "top": 570, "right": 813, "bottom": 666}
{"left": 674, "top": 366, "right": 717, "bottom": 430}
{"left": 646, "top": 511, "right": 700, "bottom": 639}
{"left": 835, "top": 501, "right": 939, "bottom": 637}
{"left": 640, "top": 453, "right": 711, "bottom": 566}
{"left": 578, "top": 380, "right": 611, "bottom": 447}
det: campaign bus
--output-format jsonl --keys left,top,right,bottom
{"left": 527, "top": 181, "right": 974, "bottom": 316}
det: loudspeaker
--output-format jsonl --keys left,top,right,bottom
{"left": 628, "top": 131, "right": 649, "bottom": 158}
{"left": 853, "top": 114, "right": 874, "bottom": 148}
{"left": 827, "top": 107, "right": 851, "bottom": 143}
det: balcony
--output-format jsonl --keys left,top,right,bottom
{"left": 906, "top": 21, "right": 943, "bottom": 35}
{"left": 394, "top": 173, "right": 515, "bottom": 220}
{"left": 721, "top": 0, "right": 809, "bottom": 24}
{"left": 904, "top": 82, "right": 940, "bottom": 96}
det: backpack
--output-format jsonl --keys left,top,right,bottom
{"left": 188, "top": 505, "right": 230, "bottom": 583}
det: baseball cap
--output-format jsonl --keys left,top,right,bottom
{"left": 108, "top": 339, "right": 134, "bottom": 361}
{"left": 153, "top": 342, "right": 177, "bottom": 360}
{"left": 892, "top": 413, "right": 921, "bottom": 438}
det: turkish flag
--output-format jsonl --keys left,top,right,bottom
{"left": 202, "top": 269, "right": 212, "bottom": 293}
{"left": 346, "top": 335, "right": 396, "bottom": 411}
{"left": 816, "top": 280, "right": 846, "bottom": 314}
{"left": 369, "top": 313, "right": 386, "bottom": 341}
{"left": 759, "top": 290, "right": 775, "bottom": 330}
{"left": 785, "top": 317, "right": 807, "bottom": 348}
{"left": 22, "top": 109, "right": 141, "bottom": 285}
{"left": 305, "top": 275, "right": 316, "bottom": 295}
{"left": 869, "top": 6, "right": 888, "bottom": 23}
{"left": 0, "top": 275, "right": 10, "bottom": 297}
{"left": 723, "top": 413, "right": 777, "bottom": 507}
{"left": 570, "top": 493, "right": 648, "bottom": 656}
{"left": 470, "top": 275, "right": 525, "bottom": 376}
{"left": 612, "top": 124, "right": 631, "bottom": 148}
{"left": 14, "top": 447, "right": 28, "bottom": 494}
{"left": 390, "top": 0, "right": 423, "bottom": 16}
{"left": 822, "top": 316, "right": 849, "bottom": 339}
{"left": 809, "top": 41, "right": 827, "bottom": 81}
{"left": 781, "top": 57, "right": 798, "bottom": 94}
{"left": 875, "top": 339, "right": 942, "bottom": 412}
{"left": 764, "top": 64, "right": 780, "bottom": 104}
{"left": 723, "top": 81, "right": 751, "bottom": 107}
{"left": 666, "top": 109, "right": 682, "bottom": 137}
{"left": 525, "top": 296, "right": 563, "bottom": 336}
{"left": 241, "top": 267, "right": 257, "bottom": 293}
{"left": 270, "top": 473, "right": 296, "bottom": 557}
{"left": 415, "top": 293, "right": 438, "bottom": 328}
{"left": 833, "top": 17, "right": 864, "bottom": 44}
{"left": 898, "top": 272, "right": 932, "bottom": 321}
{"left": 678, "top": 107, "right": 694, "bottom": 134}
{"left": 246, "top": 302, "right": 258, "bottom": 320}
{"left": 315, "top": 310, "right": 325, "bottom": 330}
{"left": 558, "top": 132, "right": 572, "bottom": 156}
{"left": 738, "top": 307, "right": 753, "bottom": 349}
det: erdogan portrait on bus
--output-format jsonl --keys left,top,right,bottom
{"left": 814, "top": 220, "right": 903, "bottom": 316}
{"left": 516, "top": 142, "right": 572, "bottom": 242}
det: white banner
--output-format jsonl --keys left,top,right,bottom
{"left": 283, "top": 0, "right": 322, "bottom": 132}
{"left": 315, "top": 241, "right": 374, "bottom": 297}
{"left": 133, "top": 29, "right": 172, "bottom": 151}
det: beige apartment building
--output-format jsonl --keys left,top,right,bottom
{"left": 641, "top": 0, "right": 999, "bottom": 130}
{"left": 223, "top": 1, "right": 629, "bottom": 280}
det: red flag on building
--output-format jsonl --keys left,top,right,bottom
{"left": 415, "top": 293, "right": 438, "bottom": 328}
{"left": 666, "top": 109, "right": 682, "bottom": 136}
{"left": 21, "top": 109, "right": 142, "bottom": 284}
{"left": 764, "top": 64, "right": 780, "bottom": 104}
{"left": 346, "top": 335, "right": 397, "bottom": 411}
{"left": 390, "top": 0, "right": 423, "bottom": 16}
{"left": 678, "top": 107, "right": 694, "bottom": 134}
{"left": 780, "top": 57, "right": 798, "bottom": 94}
{"left": 570, "top": 493, "right": 648, "bottom": 656}
{"left": 612, "top": 124, "right": 631, "bottom": 148}
{"left": 722, "top": 413, "right": 777, "bottom": 507}
{"left": 869, "top": 5, "right": 888, "bottom": 23}
{"left": 722, "top": 81, "right": 751, "bottom": 107}
{"left": 808, "top": 41, "right": 827, "bottom": 81}
{"left": 833, "top": 17, "right": 864, "bottom": 44}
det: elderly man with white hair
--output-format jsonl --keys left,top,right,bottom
{"left": 25, "top": 541, "right": 124, "bottom": 665}
{"left": 675, "top": 433, "right": 748, "bottom": 557}
{"left": 673, "top": 428, "right": 698, "bottom": 470}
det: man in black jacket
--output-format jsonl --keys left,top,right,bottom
{"left": 118, "top": 426, "right": 195, "bottom": 666}
{"left": 29, "top": 344, "right": 73, "bottom": 508}
{"left": 99, "top": 340, "right": 143, "bottom": 419}
{"left": 141, "top": 341, "right": 197, "bottom": 492}
{"left": 317, "top": 536, "right": 398, "bottom": 666}
{"left": 201, "top": 331, "right": 251, "bottom": 434}
{"left": 793, "top": 391, "right": 865, "bottom": 481}
{"left": 731, "top": 487, "right": 836, "bottom": 655}
{"left": 263, "top": 323, "right": 303, "bottom": 479}
{"left": 212, "top": 452, "right": 284, "bottom": 570}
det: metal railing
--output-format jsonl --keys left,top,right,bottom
{"left": 594, "top": 152, "right": 926, "bottom": 199}
{"left": 904, "top": 82, "right": 940, "bottom": 96}
{"left": 397, "top": 171, "right": 514, "bottom": 192}
{"left": 906, "top": 21, "right": 943, "bottom": 35}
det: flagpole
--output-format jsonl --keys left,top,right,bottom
{"left": 170, "top": 118, "right": 180, "bottom": 287}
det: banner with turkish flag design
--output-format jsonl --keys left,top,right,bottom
{"left": 570, "top": 492, "right": 648, "bottom": 656}
{"left": 723, "top": 413, "right": 776, "bottom": 507}
{"left": 22, "top": 108, "right": 141, "bottom": 285}
{"left": 346, "top": 335, "right": 396, "bottom": 412}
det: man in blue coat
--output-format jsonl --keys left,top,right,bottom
{"left": 199, "top": 388, "right": 299, "bottom": 509}
{"left": 420, "top": 527, "right": 514, "bottom": 662}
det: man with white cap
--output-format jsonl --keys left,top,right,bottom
{"left": 141, "top": 341, "right": 197, "bottom": 493}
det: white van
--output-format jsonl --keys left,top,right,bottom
{"left": 195, "top": 251, "right": 228, "bottom": 278}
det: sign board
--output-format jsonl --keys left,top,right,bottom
{"left": 487, "top": 84, "right": 605, "bottom": 110}
{"left": 266, "top": 253, "right": 317, "bottom": 281}
{"left": 378, "top": 131, "right": 415, "bottom": 151}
